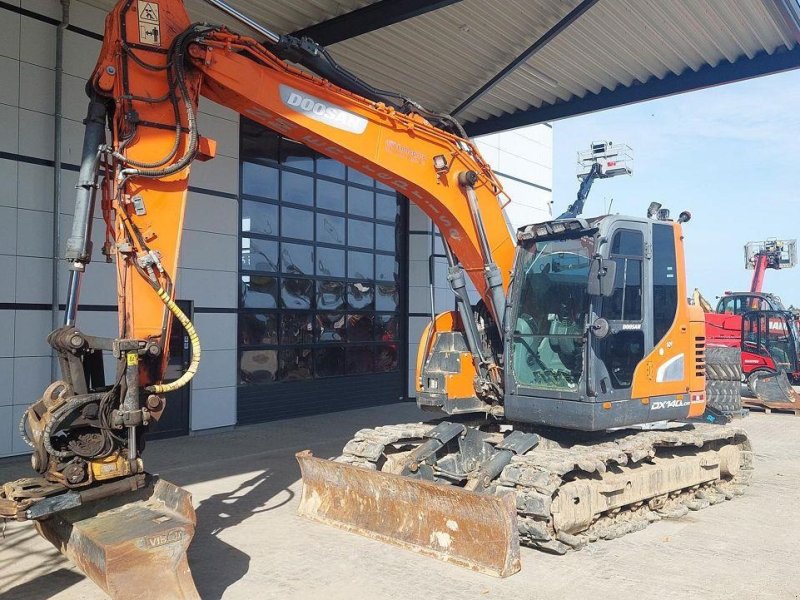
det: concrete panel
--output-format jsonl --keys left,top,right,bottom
{"left": 197, "top": 111, "right": 239, "bottom": 159}
{"left": 192, "top": 349, "right": 236, "bottom": 390}
{"left": 0, "top": 358, "right": 12, "bottom": 406}
{"left": 0, "top": 405, "right": 12, "bottom": 457}
{"left": 58, "top": 168, "right": 79, "bottom": 214}
{"left": 16, "top": 256, "right": 52, "bottom": 304}
{"left": 0, "top": 159, "right": 18, "bottom": 208}
{"left": 11, "top": 403, "right": 30, "bottom": 455}
{"left": 16, "top": 209, "right": 54, "bottom": 258}
{"left": 408, "top": 204, "right": 431, "bottom": 232}
{"left": 0, "top": 55, "right": 19, "bottom": 107}
{"left": 199, "top": 98, "right": 239, "bottom": 123}
{"left": 408, "top": 259, "right": 430, "bottom": 288}
{"left": 475, "top": 139, "right": 500, "bottom": 167}
{"left": 13, "top": 310, "right": 52, "bottom": 357}
{"left": 0, "top": 256, "right": 15, "bottom": 303}
{"left": 408, "top": 232, "right": 432, "bottom": 262}
{"left": 62, "top": 29, "right": 101, "bottom": 79}
{"left": 60, "top": 116, "right": 87, "bottom": 166}
{"left": 177, "top": 268, "right": 238, "bottom": 309}
{"left": 69, "top": 1, "right": 106, "bottom": 32}
{"left": 61, "top": 72, "right": 89, "bottom": 123}
{"left": 194, "top": 312, "right": 237, "bottom": 351}
{"left": 0, "top": 10, "right": 20, "bottom": 61}
{"left": 12, "top": 356, "right": 50, "bottom": 406}
{"left": 407, "top": 368, "right": 417, "bottom": 399}
{"left": 408, "top": 316, "right": 431, "bottom": 348}
{"left": 20, "top": 16, "right": 55, "bottom": 69}
{"left": 0, "top": 104, "right": 19, "bottom": 153}
{"left": 185, "top": 192, "right": 238, "bottom": 236}
{"left": 21, "top": 1, "right": 60, "bottom": 20}
{"left": 0, "top": 206, "right": 18, "bottom": 255}
{"left": 19, "top": 62, "right": 54, "bottom": 115}
{"left": 18, "top": 108, "right": 54, "bottom": 161}
{"left": 190, "top": 385, "right": 236, "bottom": 431}
{"left": 434, "top": 288, "right": 453, "bottom": 313}
{"left": 408, "top": 285, "right": 434, "bottom": 314}
{"left": 179, "top": 230, "right": 238, "bottom": 272}
{"left": 0, "top": 310, "right": 14, "bottom": 358}
{"left": 17, "top": 162, "right": 52, "bottom": 212}
{"left": 74, "top": 261, "right": 117, "bottom": 306}
{"left": 78, "top": 310, "right": 119, "bottom": 340}
{"left": 190, "top": 154, "right": 239, "bottom": 195}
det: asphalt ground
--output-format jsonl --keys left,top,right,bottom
{"left": 1, "top": 401, "right": 798, "bottom": 600}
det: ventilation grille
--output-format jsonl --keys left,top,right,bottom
{"left": 694, "top": 336, "right": 705, "bottom": 377}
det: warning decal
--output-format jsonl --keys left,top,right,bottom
{"left": 139, "top": 1, "right": 159, "bottom": 23}
{"left": 137, "top": 1, "right": 161, "bottom": 46}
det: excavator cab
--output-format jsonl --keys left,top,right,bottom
{"left": 504, "top": 214, "right": 707, "bottom": 430}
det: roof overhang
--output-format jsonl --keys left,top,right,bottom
{"left": 82, "top": 0, "right": 800, "bottom": 135}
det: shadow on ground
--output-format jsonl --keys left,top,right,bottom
{"left": 0, "top": 402, "right": 429, "bottom": 599}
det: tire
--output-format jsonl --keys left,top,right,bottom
{"left": 706, "top": 346, "right": 742, "bottom": 413}
{"left": 705, "top": 346, "right": 742, "bottom": 382}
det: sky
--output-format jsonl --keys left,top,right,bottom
{"left": 552, "top": 69, "right": 800, "bottom": 308}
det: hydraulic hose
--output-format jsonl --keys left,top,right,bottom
{"left": 145, "top": 286, "right": 201, "bottom": 394}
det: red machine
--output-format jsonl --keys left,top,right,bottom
{"left": 705, "top": 239, "right": 799, "bottom": 399}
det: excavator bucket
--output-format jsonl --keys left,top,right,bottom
{"left": 295, "top": 451, "right": 521, "bottom": 577}
{"left": 748, "top": 371, "right": 800, "bottom": 406}
{"left": 35, "top": 477, "right": 199, "bottom": 599}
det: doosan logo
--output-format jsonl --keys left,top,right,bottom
{"left": 280, "top": 85, "right": 368, "bottom": 134}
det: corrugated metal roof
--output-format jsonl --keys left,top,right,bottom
{"left": 80, "top": 0, "right": 374, "bottom": 34}
{"left": 80, "top": 0, "right": 800, "bottom": 133}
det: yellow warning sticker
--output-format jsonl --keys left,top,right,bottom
{"left": 127, "top": 353, "right": 139, "bottom": 366}
{"left": 138, "top": 1, "right": 159, "bottom": 24}
{"left": 138, "top": 1, "right": 161, "bottom": 46}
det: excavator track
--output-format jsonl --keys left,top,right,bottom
{"left": 334, "top": 421, "right": 752, "bottom": 555}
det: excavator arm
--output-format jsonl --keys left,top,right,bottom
{"left": 1, "top": 0, "right": 519, "bottom": 594}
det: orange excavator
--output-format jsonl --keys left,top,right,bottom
{"left": 0, "top": 1, "right": 751, "bottom": 597}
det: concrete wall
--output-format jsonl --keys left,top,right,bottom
{"left": 0, "top": 1, "right": 240, "bottom": 457}
{"left": 405, "top": 124, "right": 553, "bottom": 398}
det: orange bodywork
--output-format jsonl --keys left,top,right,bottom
{"left": 415, "top": 311, "right": 477, "bottom": 398}
{"left": 192, "top": 34, "right": 515, "bottom": 295}
{"left": 88, "top": 0, "right": 516, "bottom": 389}
{"left": 630, "top": 223, "right": 706, "bottom": 415}
{"left": 89, "top": 1, "right": 199, "bottom": 382}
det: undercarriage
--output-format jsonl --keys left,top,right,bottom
{"left": 297, "top": 418, "right": 751, "bottom": 574}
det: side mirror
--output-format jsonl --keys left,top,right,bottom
{"left": 588, "top": 258, "right": 617, "bottom": 297}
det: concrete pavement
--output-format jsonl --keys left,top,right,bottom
{"left": 0, "top": 402, "right": 798, "bottom": 599}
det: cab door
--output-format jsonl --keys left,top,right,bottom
{"left": 589, "top": 222, "right": 649, "bottom": 400}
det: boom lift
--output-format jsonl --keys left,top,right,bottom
{"left": 558, "top": 141, "right": 632, "bottom": 219}
{"left": 0, "top": 0, "right": 751, "bottom": 595}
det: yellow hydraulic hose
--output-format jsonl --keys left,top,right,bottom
{"left": 145, "top": 286, "right": 201, "bottom": 394}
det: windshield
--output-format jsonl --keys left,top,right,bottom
{"left": 512, "top": 236, "right": 593, "bottom": 392}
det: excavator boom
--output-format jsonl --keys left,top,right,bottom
{"left": 0, "top": 0, "right": 523, "bottom": 593}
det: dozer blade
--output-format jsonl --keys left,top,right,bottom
{"left": 748, "top": 371, "right": 800, "bottom": 405}
{"left": 295, "top": 451, "right": 521, "bottom": 577}
{"left": 35, "top": 477, "right": 199, "bottom": 599}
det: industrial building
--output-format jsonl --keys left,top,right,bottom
{"left": 0, "top": 0, "right": 553, "bottom": 456}
{"left": 0, "top": 0, "right": 796, "bottom": 459}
